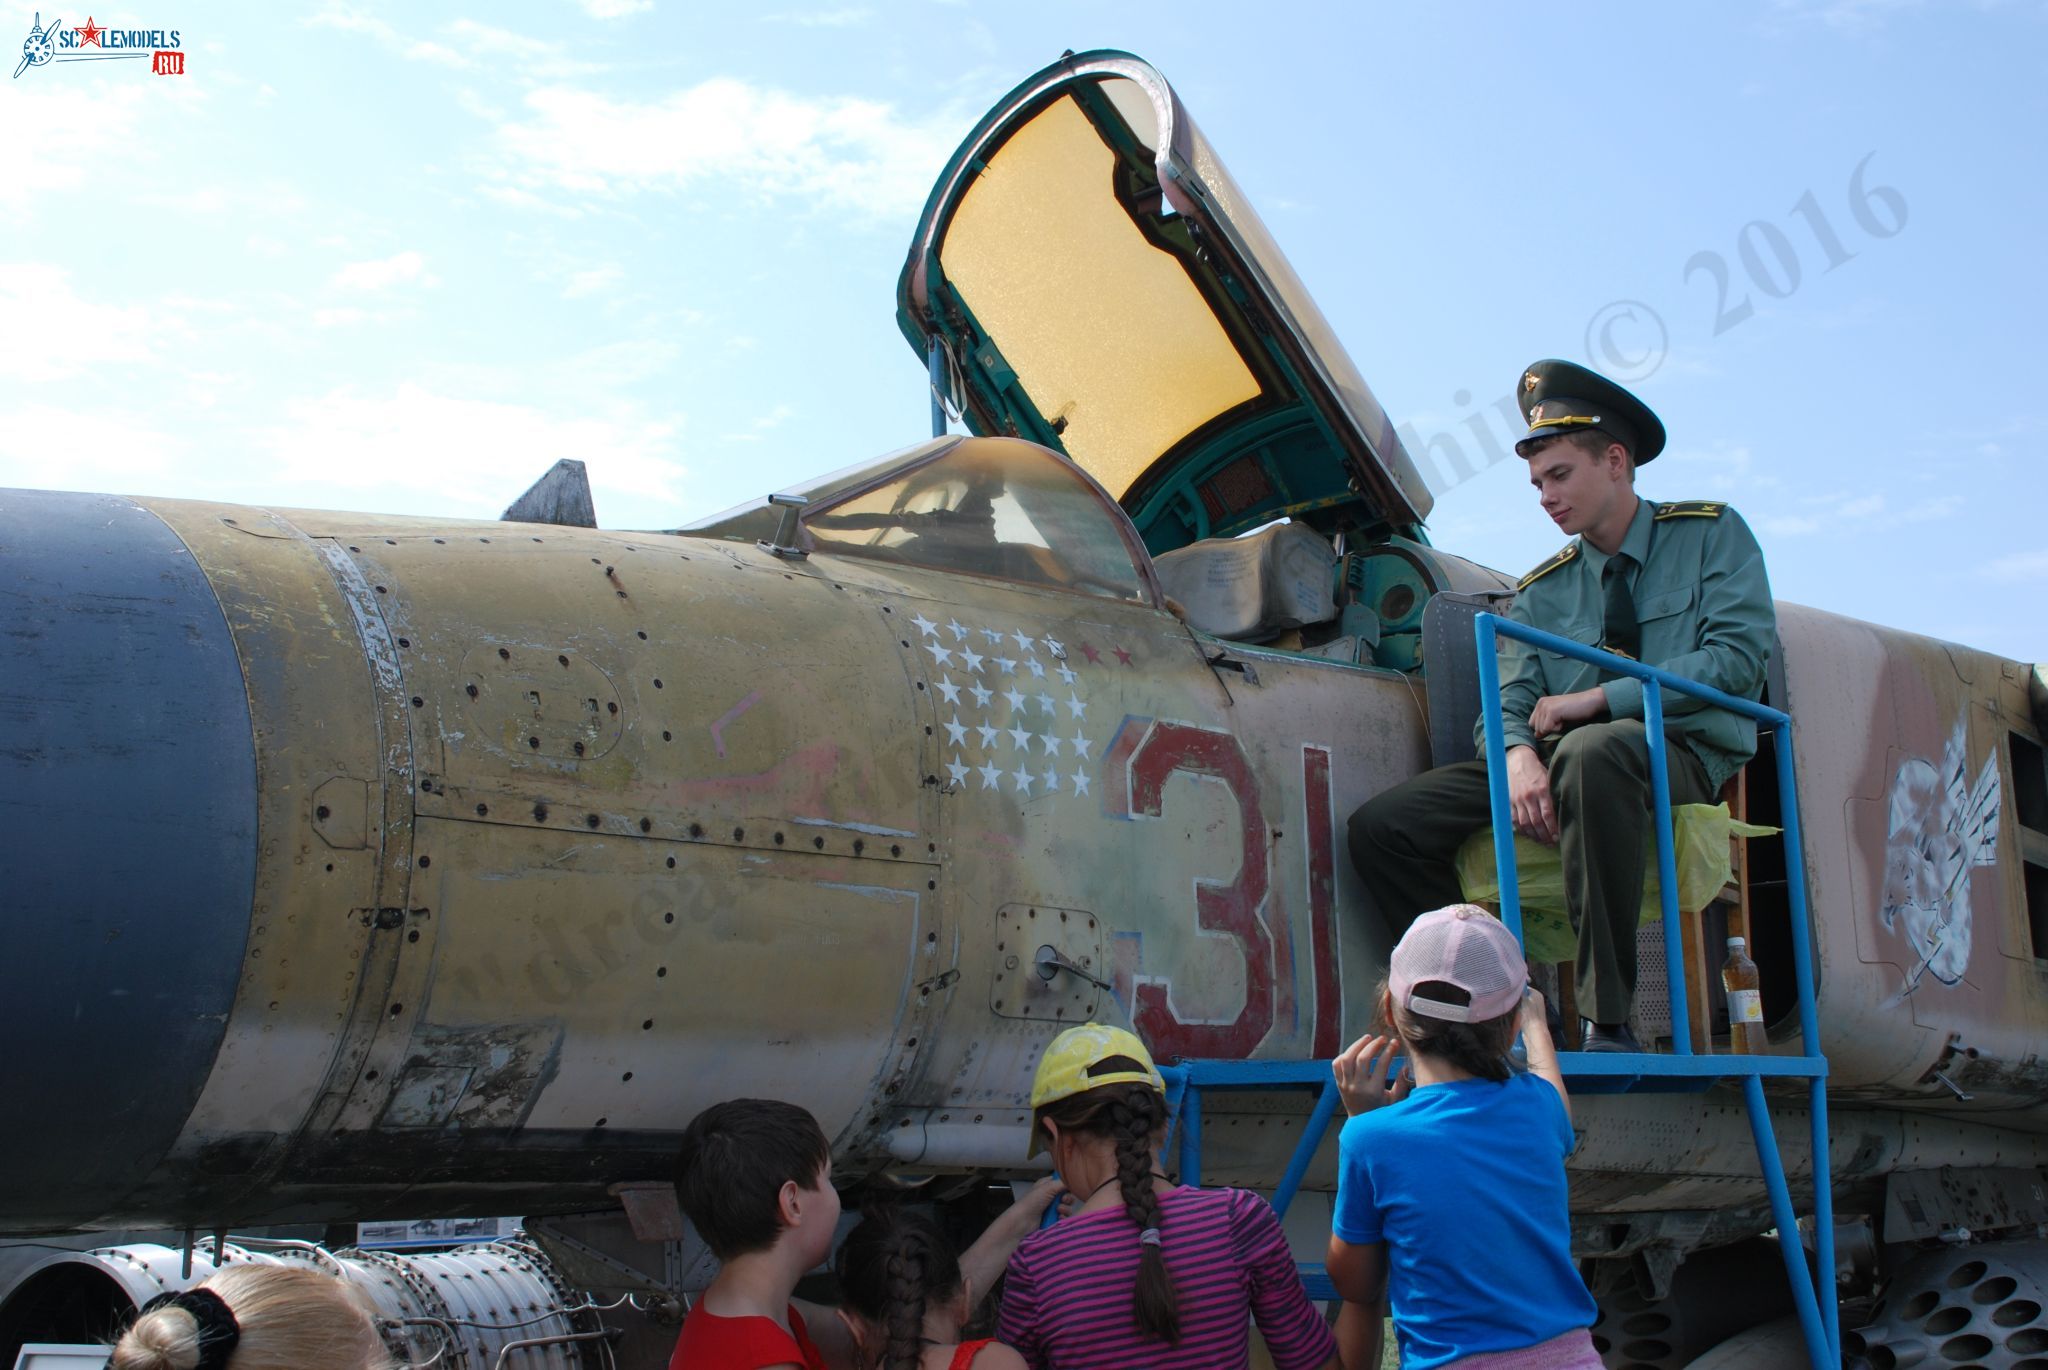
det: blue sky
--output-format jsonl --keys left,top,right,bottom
{"left": 2, "top": 0, "right": 2042, "bottom": 661}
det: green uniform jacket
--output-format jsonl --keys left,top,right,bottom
{"left": 1476, "top": 497, "right": 1776, "bottom": 793}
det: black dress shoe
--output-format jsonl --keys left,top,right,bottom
{"left": 1580, "top": 1019, "right": 1644, "bottom": 1053}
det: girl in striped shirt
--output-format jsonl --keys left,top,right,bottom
{"left": 997, "top": 1024, "right": 1339, "bottom": 1370}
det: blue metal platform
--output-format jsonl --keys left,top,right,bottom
{"left": 1154, "top": 615, "right": 1839, "bottom": 1368}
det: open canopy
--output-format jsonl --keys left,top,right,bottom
{"left": 896, "top": 50, "right": 1433, "bottom": 556}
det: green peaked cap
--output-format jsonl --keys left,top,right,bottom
{"left": 1514, "top": 359, "right": 1666, "bottom": 464}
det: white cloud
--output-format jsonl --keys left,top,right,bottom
{"left": 0, "top": 406, "right": 185, "bottom": 488}
{"left": 1987, "top": 549, "right": 2048, "bottom": 581}
{"left": 1759, "top": 489, "right": 1963, "bottom": 538}
{"left": 332, "top": 251, "right": 438, "bottom": 292}
{"left": 261, "top": 382, "right": 689, "bottom": 513}
{"left": 549, "top": 338, "right": 681, "bottom": 390}
{"left": 562, "top": 264, "right": 625, "bottom": 298}
{"left": 0, "top": 264, "right": 159, "bottom": 381}
{"left": 1656, "top": 440, "right": 1783, "bottom": 498}
{"left": 314, "top": 306, "right": 372, "bottom": 328}
{"left": 760, "top": 7, "right": 874, "bottom": 25}
{"left": 1772, "top": 0, "right": 1924, "bottom": 29}
{"left": 444, "top": 20, "right": 552, "bottom": 58}
{"left": 726, "top": 401, "right": 798, "bottom": 442}
{"left": 484, "top": 78, "right": 961, "bottom": 221}
{"left": 0, "top": 84, "right": 148, "bottom": 216}
{"left": 573, "top": 0, "right": 654, "bottom": 17}
{"left": 438, "top": 20, "right": 607, "bottom": 78}
{"left": 304, "top": 4, "right": 469, "bottom": 67}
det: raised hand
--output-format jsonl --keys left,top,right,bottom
{"left": 1333, "top": 1033, "right": 1412, "bottom": 1117}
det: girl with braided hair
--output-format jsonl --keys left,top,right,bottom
{"left": 111, "top": 1264, "right": 395, "bottom": 1370}
{"left": 996, "top": 1024, "right": 1338, "bottom": 1370}
{"left": 834, "top": 1207, "right": 1028, "bottom": 1370}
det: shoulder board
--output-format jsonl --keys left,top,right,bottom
{"left": 1654, "top": 500, "right": 1726, "bottom": 520}
{"left": 1518, "top": 542, "right": 1578, "bottom": 590}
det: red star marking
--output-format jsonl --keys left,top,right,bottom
{"left": 1113, "top": 646, "right": 1134, "bottom": 666}
{"left": 75, "top": 16, "right": 103, "bottom": 45}
{"left": 1078, "top": 643, "right": 1101, "bottom": 664}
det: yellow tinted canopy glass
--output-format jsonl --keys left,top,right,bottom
{"left": 937, "top": 91, "right": 1263, "bottom": 501}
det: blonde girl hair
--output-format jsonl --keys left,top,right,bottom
{"left": 112, "top": 1264, "right": 395, "bottom": 1370}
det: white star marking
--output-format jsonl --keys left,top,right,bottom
{"left": 977, "top": 762, "right": 1004, "bottom": 790}
{"left": 1011, "top": 764, "right": 1035, "bottom": 794}
{"left": 1056, "top": 663, "right": 1077, "bottom": 685}
{"left": 935, "top": 675, "right": 962, "bottom": 705}
{"left": 1070, "top": 767, "right": 1092, "bottom": 796}
{"left": 947, "top": 618, "right": 969, "bottom": 640}
{"left": 1007, "top": 723, "right": 1032, "bottom": 751}
{"left": 1068, "top": 733, "right": 1091, "bottom": 760}
{"left": 1037, "top": 692, "right": 1057, "bottom": 714}
{"left": 975, "top": 722, "right": 1001, "bottom": 749}
{"left": 945, "top": 757, "right": 970, "bottom": 785}
{"left": 995, "top": 656, "right": 1017, "bottom": 675}
{"left": 969, "top": 683, "right": 994, "bottom": 708}
{"left": 1011, "top": 629, "right": 1037, "bottom": 653}
{"left": 925, "top": 641, "right": 954, "bottom": 667}
{"left": 1025, "top": 658, "right": 1046, "bottom": 678}
{"left": 1003, "top": 687, "right": 1027, "bottom": 711}
{"left": 980, "top": 627, "right": 1005, "bottom": 646}
{"left": 911, "top": 613, "right": 940, "bottom": 639}
{"left": 1039, "top": 732, "right": 1063, "bottom": 756}
{"left": 1042, "top": 765, "right": 1062, "bottom": 793}
{"left": 960, "top": 646, "right": 986, "bottom": 674}
{"left": 1044, "top": 636, "right": 1065, "bottom": 656}
{"left": 1065, "top": 692, "right": 1087, "bottom": 719}
{"left": 943, "top": 715, "right": 968, "bottom": 745}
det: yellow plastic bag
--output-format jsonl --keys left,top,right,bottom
{"left": 1453, "top": 803, "right": 1781, "bottom": 964}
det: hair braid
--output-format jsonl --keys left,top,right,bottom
{"left": 1107, "top": 1085, "right": 1179, "bottom": 1343}
{"left": 879, "top": 1234, "right": 929, "bottom": 1370}
{"left": 834, "top": 1206, "right": 965, "bottom": 1370}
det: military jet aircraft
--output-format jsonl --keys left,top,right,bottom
{"left": 4, "top": 47, "right": 2046, "bottom": 1368}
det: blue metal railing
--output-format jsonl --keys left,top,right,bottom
{"left": 1149, "top": 616, "right": 1839, "bottom": 1366}
{"left": 1473, "top": 612, "right": 1837, "bottom": 1368}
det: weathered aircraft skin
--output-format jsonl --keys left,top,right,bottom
{"left": 4, "top": 454, "right": 2045, "bottom": 1238}
{"left": 3, "top": 61, "right": 2046, "bottom": 1357}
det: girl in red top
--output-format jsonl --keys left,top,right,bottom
{"left": 834, "top": 1207, "right": 1026, "bottom": 1370}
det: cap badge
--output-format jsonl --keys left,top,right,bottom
{"left": 1523, "top": 372, "right": 1539, "bottom": 393}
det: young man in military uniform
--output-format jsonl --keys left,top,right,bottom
{"left": 1348, "top": 360, "right": 1775, "bottom": 1052}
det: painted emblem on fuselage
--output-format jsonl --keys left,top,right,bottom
{"left": 1880, "top": 715, "right": 2001, "bottom": 1003}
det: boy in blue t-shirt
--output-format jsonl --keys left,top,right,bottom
{"left": 1328, "top": 904, "right": 1601, "bottom": 1370}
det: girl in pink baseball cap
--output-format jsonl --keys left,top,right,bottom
{"left": 1325, "top": 904, "right": 1600, "bottom": 1370}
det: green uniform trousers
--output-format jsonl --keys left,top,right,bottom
{"left": 1346, "top": 719, "right": 1711, "bottom": 1025}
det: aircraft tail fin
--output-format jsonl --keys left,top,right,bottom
{"left": 502, "top": 459, "right": 597, "bottom": 528}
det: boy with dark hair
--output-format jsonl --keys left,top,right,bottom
{"left": 671, "top": 1097, "right": 1063, "bottom": 1370}
{"left": 671, "top": 1098, "right": 842, "bottom": 1370}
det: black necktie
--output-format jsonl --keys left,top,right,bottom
{"left": 1602, "top": 552, "right": 1639, "bottom": 662}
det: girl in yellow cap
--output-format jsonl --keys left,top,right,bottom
{"left": 995, "top": 1023, "right": 1338, "bottom": 1370}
